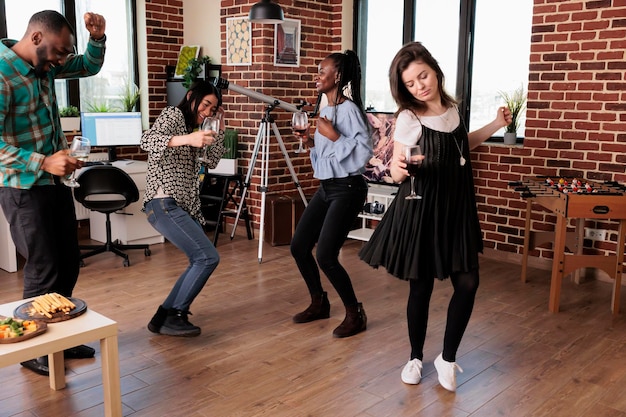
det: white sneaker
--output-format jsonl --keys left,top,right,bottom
{"left": 401, "top": 358, "right": 423, "bottom": 385}
{"left": 434, "top": 353, "right": 463, "bottom": 392}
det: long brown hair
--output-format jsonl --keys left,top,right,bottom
{"left": 388, "top": 42, "right": 457, "bottom": 116}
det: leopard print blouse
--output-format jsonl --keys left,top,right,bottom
{"left": 141, "top": 106, "right": 225, "bottom": 224}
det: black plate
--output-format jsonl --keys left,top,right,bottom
{"left": 13, "top": 297, "right": 87, "bottom": 323}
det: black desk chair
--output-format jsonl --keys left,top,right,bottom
{"left": 74, "top": 165, "right": 151, "bottom": 267}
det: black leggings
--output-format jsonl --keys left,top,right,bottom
{"left": 407, "top": 269, "right": 479, "bottom": 362}
{"left": 290, "top": 177, "right": 367, "bottom": 307}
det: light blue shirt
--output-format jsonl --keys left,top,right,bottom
{"left": 310, "top": 100, "right": 372, "bottom": 180}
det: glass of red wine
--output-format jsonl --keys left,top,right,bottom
{"left": 404, "top": 144, "right": 422, "bottom": 200}
{"left": 292, "top": 111, "right": 308, "bottom": 154}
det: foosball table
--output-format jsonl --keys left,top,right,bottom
{"left": 510, "top": 176, "right": 626, "bottom": 315}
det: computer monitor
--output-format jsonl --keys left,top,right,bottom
{"left": 80, "top": 112, "right": 142, "bottom": 161}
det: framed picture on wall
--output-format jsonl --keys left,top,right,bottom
{"left": 174, "top": 45, "right": 200, "bottom": 78}
{"left": 227, "top": 17, "right": 251, "bottom": 66}
{"left": 274, "top": 18, "right": 300, "bottom": 67}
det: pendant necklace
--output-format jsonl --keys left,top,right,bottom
{"left": 453, "top": 137, "right": 466, "bottom": 166}
{"left": 437, "top": 108, "right": 465, "bottom": 166}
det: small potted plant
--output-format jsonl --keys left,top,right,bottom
{"left": 59, "top": 105, "right": 81, "bottom": 132}
{"left": 120, "top": 79, "right": 140, "bottom": 112}
{"left": 183, "top": 55, "right": 211, "bottom": 89}
{"left": 499, "top": 85, "right": 527, "bottom": 145}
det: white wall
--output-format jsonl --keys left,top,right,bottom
{"left": 183, "top": 0, "right": 222, "bottom": 64}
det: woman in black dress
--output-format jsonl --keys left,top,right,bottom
{"left": 359, "top": 42, "right": 511, "bottom": 392}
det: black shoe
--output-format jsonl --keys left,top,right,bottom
{"left": 20, "top": 357, "right": 49, "bottom": 376}
{"left": 160, "top": 309, "right": 201, "bottom": 337}
{"left": 64, "top": 344, "right": 96, "bottom": 359}
{"left": 333, "top": 302, "right": 367, "bottom": 338}
{"left": 147, "top": 305, "right": 168, "bottom": 333}
{"left": 293, "top": 292, "right": 331, "bottom": 323}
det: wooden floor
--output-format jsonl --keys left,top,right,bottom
{"left": 1, "top": 227, "right": 626, "bottom": 417}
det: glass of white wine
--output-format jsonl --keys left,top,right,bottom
{"left": 199, "top": 115, "right": 220, "bottom": 163}
{"left": 63, "top": 136, "right": 91, "bottom": 188}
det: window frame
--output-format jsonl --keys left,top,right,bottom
{"left": 0, "top": 0, "right": 138, "bottom": 112}
{"left": 355, "top": 0, "right": 529, "bottom": 142}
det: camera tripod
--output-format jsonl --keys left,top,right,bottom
{"left": 231, "top": 102, "right": 308, "bottom": 263}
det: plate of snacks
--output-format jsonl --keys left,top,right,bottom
{"left": 13, "top": 293, "right": 87, "bottom": 323}
{"left": 0, "top": 316, "right": 47, "bottom": 343}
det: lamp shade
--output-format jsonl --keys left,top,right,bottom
{"left": 249, "top": 0, "right": 284, "bottom": 24}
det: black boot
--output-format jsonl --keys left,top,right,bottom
{"left": 160, "top": 309, "right": 201, "bottom": 337}
{"left": 333, "top": 302, "right": 367, "bottom": 338}
{"left": 147, "top": 305, "right": 168, "bottom": 333}
{"left": 293, "top": 291, "right": 331, "bottom": 323}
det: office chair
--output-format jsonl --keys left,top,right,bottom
{"left": 74, "top": 165, "right": 151, "bottom": 267}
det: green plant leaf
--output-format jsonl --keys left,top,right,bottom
{"left": 499, "top": 85, "right": 527, "bottom": 133}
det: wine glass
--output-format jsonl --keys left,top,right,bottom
{"left": 292, "top": 111, "right": 308, "bottom": 154}
{"left": 63, "top": 136, "right": 91, "bottom": 188}
{"left": 198, "top": 115, "right": 220, "bottom": 163}
{"left": 404, "top": 144, "right": 422, "bottom": 200}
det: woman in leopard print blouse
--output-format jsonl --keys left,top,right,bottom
{"left": 142, "top": 80, "right": 225, "bottom": 337}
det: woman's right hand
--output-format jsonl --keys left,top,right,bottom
{"left": 187, "top": 130, "right": 215, "bottom": 148}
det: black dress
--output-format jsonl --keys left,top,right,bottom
{"left": 358, "top": 122, "right": 483, "bottom": 281}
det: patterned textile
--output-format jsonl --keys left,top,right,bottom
{"left": 141, "top": 106, "right": 225, "bottom": 224}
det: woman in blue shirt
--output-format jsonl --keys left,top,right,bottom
{"left": 290, "top": 50, "right": 373, "bottom": 338}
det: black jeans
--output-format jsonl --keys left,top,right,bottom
{"left": 0, "top": 181, "right": 80, "bottom": 298}
{"left": 290, "top": 176, "right": 367, "bottom": 307}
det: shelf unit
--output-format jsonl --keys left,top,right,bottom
{"left": 348, "top": 183, "right": 398, "bottom": 241}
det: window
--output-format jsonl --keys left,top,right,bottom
{"left": 469, "top": 0, "right": 532, "bottom": 137}
{"left": 356, "top": 0, "right": 532, "bottom": 139}
{"left": 1, "top": 1, "right": 137, "bottom": 112}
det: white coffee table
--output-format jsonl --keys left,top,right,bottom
{"left": 0, "top": 298, "right": 121, "bottom": 417}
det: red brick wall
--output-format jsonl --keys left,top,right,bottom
{"left": 474, "top": 0, "right": 626, "bottom": 263}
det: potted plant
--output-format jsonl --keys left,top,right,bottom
{"left": 59, "top": 105, "right": 81, "bottom": 132}
{"left": 183, "top": 55, "right": 211, "bottom": 89}
{"left": 120, "top": 79, "right": 140, "bottom": 112}
{"left": 499, "top": 85, "right": 527, "bottom": 145}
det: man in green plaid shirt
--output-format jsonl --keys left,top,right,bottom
{"left": 0, "top": 10, "right": 106, "bottom": 376}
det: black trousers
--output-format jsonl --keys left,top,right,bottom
{"left": 290, "top": 176, "right": 368, "bottom": 307}
{"left": 0, "top": 181, "right": 80, "bottom": 298}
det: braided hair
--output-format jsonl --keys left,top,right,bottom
{"left": 325, "top": 50, "right": 368, "bottom": 125}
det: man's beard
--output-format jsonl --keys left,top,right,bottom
{"left": 33, "top": 46, "right": 49, "bottom": 79}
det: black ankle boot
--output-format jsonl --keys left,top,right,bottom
{"left": 160, "top": 309, "right": 201, "bottom": 337}
{"left": 147, "top": 305, "right": 168, "bottom": 333}
{"left": 293, "top": 291, "right": 331, "bottom": 323}
{"left": 333, "top": 302, "right": 367, "bottom": 338}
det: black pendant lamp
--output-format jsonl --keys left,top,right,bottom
{"left": 249, "top": 0, "right": 284, "bottom": 24}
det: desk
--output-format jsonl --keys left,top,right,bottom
{"left": 0, "top": 299, "right": 121, "bottom": 417}
{"left": 515, "top": 177, "right": 626, "bottom": 315}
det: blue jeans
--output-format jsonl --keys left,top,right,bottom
{"left": 145, "top": 198, "right": 219, "bottom": 312}
{"left": 290, "top": 175, "right": 368, "bottom": 307}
